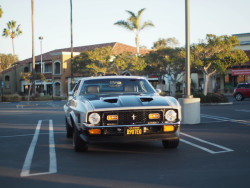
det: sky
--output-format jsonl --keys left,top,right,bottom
{"left": 0, "top": 0, "right": 250, "bottom": 61}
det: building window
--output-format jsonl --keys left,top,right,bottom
{"left": 24, "top": 67, "right": 29, "bottom": 73}
{"left": 35, "top": 64, "right": 41, "bottom": 73}
{"left": 44, "top": 64, "right": 52, "bottom": 73}
{"left": 5, "top": 75, "right": 10, "bottom": 81}
{"left": 54, "top": 61, "right": 61, "bottom": 75}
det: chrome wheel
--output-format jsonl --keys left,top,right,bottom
{"left": 235, "top": 93, "right": 243, "bottom": 101}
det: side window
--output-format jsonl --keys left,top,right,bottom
{"left": 238, "top": 84, "right": 246, "bottom": 88}
{"left": 246, "top": 84, "right": 250, "bottom": 89}
{"left": 73, "top": 81, "right": 81, "bottom": 96}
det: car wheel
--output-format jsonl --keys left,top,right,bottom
{"left": 235, "top": 93, "right": 244, "bottom": 101}
{"left": 73, "top": 127, "right": 88, "bottom": 152}
{"left": 65, "top": 117, "right": 73, "bottom": 138}
{"left": 162, "top": 139, "right": 179, "bottom": 149}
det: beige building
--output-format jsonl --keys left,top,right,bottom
{"left": 0, "top": 42, "right": 150, "bottom": 96}
{"left": 233, "top": 33, "right": 250, "bottom": 50}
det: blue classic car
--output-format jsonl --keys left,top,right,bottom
{"left": 64, "top": 76, "right": 181, "bottom": 152}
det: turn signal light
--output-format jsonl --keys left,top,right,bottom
{"left": 107, "top": 115, "right": 118, "bottom": 121}
{"left": 149, "top": 113, "right": 160, "bottom": 119}
{"left": 88, "top": 129, "right": 101, "bottom": 135}
{"left": 163, "top": 125, "right": 175, "bottom": 132}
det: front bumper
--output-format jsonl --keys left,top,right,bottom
{"left": 78, "top": 122, "right": 180, "bottom": 143}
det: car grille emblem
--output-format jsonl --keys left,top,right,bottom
{"left": 132, "top": 114, "right": 136, "bottom": 120}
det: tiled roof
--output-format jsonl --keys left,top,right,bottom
{"left": 1, "top": 42, "right": 151, "bottom": 74}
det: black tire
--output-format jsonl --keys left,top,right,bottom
{"left": 65, "top": 117, "right": 73, "bottom": 138}
{"left": 235, "top": 93, "right": 244, "bottom": 101}
{"left": 162, "top": 139, "right": 179, "bottom": 149}
{"left": 73, "top": 127, "right": 88, "bottom": 152}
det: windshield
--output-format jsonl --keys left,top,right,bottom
{"left": 79, "top": 78, "right": 155, "bottom": 99}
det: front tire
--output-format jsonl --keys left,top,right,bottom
{"left": 73, "top": 127, "right": 88, "bottom": 152}
{"left": 65, "top": 117, "right": 73, "bottom": 138}
{"left": 235, "top": 93, "right": 244, "bottom": 101}
{"left": 162, "top": 139, "right": 179, "bottom": 149}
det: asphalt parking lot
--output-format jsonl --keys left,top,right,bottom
{"left": 0, "top": 98, "right": 250, "bottom": 188}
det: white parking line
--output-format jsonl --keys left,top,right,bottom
{"left": 20, "top": 120, "right": 42, "bottom": 177}
{"left": 20, "top": 120, "right": 57, "bottom": 177}
{"left": 235, "top": 109, "right": 250, "bottom": 113}
{"left": 49, "top": 120, "right": 57, "bottom": 174}
{"left": 201, "top": 114, "right": 250, "bottom": 125}
{"left": 180, "top": 132, "right": 234, "bottom": 154}
{"left": 0, "top": 132, "right": 65, "bottom": 138}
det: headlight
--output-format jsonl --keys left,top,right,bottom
{"left": 89, "top": 113, "right": 101, "bottom": 124}
{"left": 165, "top": 110, "right": 177, "bottom": 122}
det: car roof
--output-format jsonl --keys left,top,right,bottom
{"left": 238, "top": 83, "right": 250, "bottom": 85}
{"left": 79, "top": 76, "right": 146, "bottom": 81}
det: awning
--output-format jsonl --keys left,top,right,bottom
{"left": 232, "top": 69, "right": 250, "bottom": 76}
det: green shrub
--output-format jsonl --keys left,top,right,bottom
{"left": 2, "top": 94, "right": 21, "bottom": 102}
{"left": 193, "top": 92, "right": 228, "bottom": 103}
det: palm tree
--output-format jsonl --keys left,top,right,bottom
{"left": 2, "top": 20, "right": 22, "bottom": 61}
{"left": 114, "top": 8, "right": 154, "bottom": 56}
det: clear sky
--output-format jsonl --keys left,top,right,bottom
{"left": 0, "top": 0, "right": 250, "bottom": 61}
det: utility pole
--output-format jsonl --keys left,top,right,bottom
{"left": 185, "top": 0, "right": 192, "bottom": 98}
{"left": 39, "top": 36, "right": 43, "bottom": 94}
{"left": 70, "top": 0, "right": 73, "bottom": 90}
{"left": 178, "top": 0, "right": 200, "bottom": 124}
{"left": 31, "top": 0, "right": 35, "bottom": 96}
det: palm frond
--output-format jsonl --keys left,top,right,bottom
{"left": 137, "top": 8, "right": 146, "bottom": 20}
{"left": 140, "top": 21, "right": 154, "bottom": 31}
{"left": 114, "top": 20, "right": 134, "bottom": 31}
{"left": 2, "top": 28, "right": 10, "bottom": 37}
{"left": 16, "top": 25, "right": 22, "bottom": 35}
{"left": 126, "top": 10, "right": 136, "bottom": 18}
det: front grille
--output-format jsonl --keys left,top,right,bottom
{"left": 102, "top": 110, "right": 164, "bottom": 126}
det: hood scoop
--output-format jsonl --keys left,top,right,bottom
{"left": 140, "top": 97, "right": 153, "bottom": 102}
{"left": 103, "top": 98, "right": 118, "bottom": 103}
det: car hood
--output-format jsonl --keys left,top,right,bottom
{"left": 84, "top": 95, "right": 177, "bottom": 111}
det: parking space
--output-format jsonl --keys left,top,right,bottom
{"left": 0, "top": 101, "right": 250, "bottom": 187}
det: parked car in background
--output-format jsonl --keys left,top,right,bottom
{"left": 64, "top": 76, "right": 182, "bottom": 152}
{"left": 233, "top": 83, "right": 250, "bottom": 101}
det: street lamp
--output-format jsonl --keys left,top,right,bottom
{"left": 178, "top": 0, "right": 200, "bottom": 124}
{"left": 39, "top": 36, "right": 43, "bottom": 95}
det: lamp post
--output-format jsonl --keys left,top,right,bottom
{"left": 178, "top": 0, "right": 200, "bottom": 124}
{"left": 39, "top": 36, "right": 43, "bottom": 95}
{"left": 185, "top": 0, "right": 192, "bottom": 98}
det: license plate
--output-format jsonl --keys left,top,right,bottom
{"left": 126, "top": 127, "right": 142, "bottom": 135}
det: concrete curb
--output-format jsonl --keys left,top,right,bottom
{"left": 201, "top": 102, "right": 233, "bottom": 106}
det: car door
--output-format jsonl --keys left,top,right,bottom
{"left": 245, "top": 84, "right": 250, "bottom": 97}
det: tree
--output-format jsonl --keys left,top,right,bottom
{"left": 0, "top": 5, "right": 3, "bottom": 18}
{"left": 164, "top": 48, "right": 186, "bottom": 97}
{"left": 2, "top": 20, "right": 22, "bottom": 62}
{"left": 72, "top": 46, "right": 113, "bottom": 76}
{"left": 0, "top": 53, "right": 18, "bottom": 71}
{"left": 192, "top": 34, "right": 249, "bottom": 95}
{"left": 114, "top": 8, "right": 154, "bottom": 56}
{"left": 145, "top": 47, "right": 185, "bottom": 96}
{"left": 153, "top": 37, "right": 180, "bottom": 50}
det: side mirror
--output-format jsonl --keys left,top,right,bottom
{"left": 156, "top": 89, "right": 162, "bottom": 94}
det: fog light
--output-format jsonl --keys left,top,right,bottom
{"left": 107, "top": 115, "right": 118, "bottom": 121}
{"left": 149, "top": 113, "right": 160, "bottom": 119}
{"left": 88, "top": 129, "right": 101, "bottom": 135}
{"left": 163, "top": 125, "right": 175, "bottom": 132}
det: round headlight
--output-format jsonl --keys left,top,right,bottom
{"left": 89, "top": 113, "right": 101, "bottom": 125}
{"left": 165, "top": 110, "right": 177, "bottom": 122}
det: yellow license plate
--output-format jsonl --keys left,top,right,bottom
{"left": 126, "top": 127, "right": 142, "bottom": 135}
